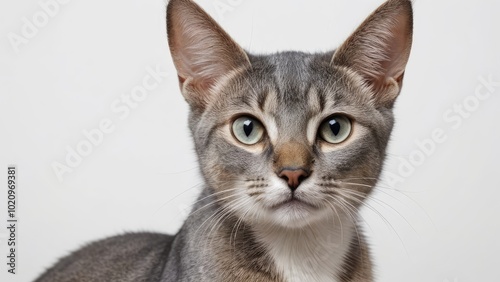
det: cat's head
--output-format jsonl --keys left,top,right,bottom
{"left": 167, "top": 0, "right": 412, "bottom": 228}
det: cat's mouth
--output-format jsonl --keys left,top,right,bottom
{"left": 270, "top": 196, "right": 318, "bottom": 210}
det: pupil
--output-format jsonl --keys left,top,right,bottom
{"left": 243, "top": 120, "right": 253, "bottom": 137}
{"left": 329, "top": 119, "right": 340, "bottom": 136}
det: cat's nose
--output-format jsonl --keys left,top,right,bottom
{"left": 279, "top": 168, "right": 310, "bottom": 191}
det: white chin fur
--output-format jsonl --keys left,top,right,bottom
{"left": 267, "top": 203, "right": 330, "bottom": 228}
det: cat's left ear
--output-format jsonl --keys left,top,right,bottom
{"left": 167, "top": 0, "right": 251, "bottom": 110}
{"left": 332, "top": 0, "right": 413, "bottom": 106}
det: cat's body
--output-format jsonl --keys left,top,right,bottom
{"left": 36, "top": 0, "right": 413, "bottom": 281}
{"left": 36, "top": 189, "right": 370, "bottom": 282}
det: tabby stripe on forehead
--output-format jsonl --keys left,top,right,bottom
{"left": 257, "top": 89, "right": 269, "bottom": 112}
{"left": 317, "top": 87, "right": 326, "bottom": 113}
{"left": 307, "top": 87, "right": 326, "bottom": 115}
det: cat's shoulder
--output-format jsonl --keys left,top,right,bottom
{"left": 36, "top": 232, "right": 174, "bottom": 282}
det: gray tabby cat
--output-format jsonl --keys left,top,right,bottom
{"left": 36, "top": 0, "right": 413, "bottom": 281}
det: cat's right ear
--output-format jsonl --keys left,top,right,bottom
{"left": 167, "top": 0, "right": 251, "bottom": 109}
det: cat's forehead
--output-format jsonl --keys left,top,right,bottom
{"left": 248, "top": 51, "right": 331, "bottom": 94}
{"left": 241, "top": 51, "right": 360, "bottom": 114}
{"left": 260, "top": 51, "right": 313, "bottom": 86}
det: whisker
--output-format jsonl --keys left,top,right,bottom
{"left": 193, "top": 196, "right": 245, "bottom": 239}
{"left": 338, "top": 177, "right": 379, "bottom": 182}
{"left": 326, "top": 199, "right": 345, "bottom": 243}
{"left": 231, "top": 200, "right": 256, "bottom": 247}
{"left": 340, "top": 180, "right": 430, "bottom": 215}
{"left": 327, "top": 195, "right": 363, "bottom": 248}
{"left": 189, "top": 193, "right": 241, "bottom": 218}
{"left": 153, "top": 182, "right": 204, "bottom": 215}
{"left": 190, "top": 188, "right": 242, "bottom": 207}
{"left": 339, "top": 183, "right": 428, "bottom": 234}
{"left": 208, "top": 198, "right": 252, "bottom": 249}
{"left": 336, "top": 189, "right": 409, "bottom": 256}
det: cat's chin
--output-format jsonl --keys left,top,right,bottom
{"left": 265, "top": 200, "right": 330, "bottom": 229}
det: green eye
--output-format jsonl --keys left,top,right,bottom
{"left": 319, "top": 115, "right": 352, "bottom": 144}
{"left": 232, "top": 116, "right": 265, "bottom": 145}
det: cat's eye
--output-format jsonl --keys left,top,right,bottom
{"left": 232, "top": 116, "right": 265, "bottom": 145}
{"left": 318, "top": 115, "right": 352, "bottom": 144}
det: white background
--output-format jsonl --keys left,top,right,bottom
{"left": 1, "top": 0, "right": 499, "bottom": 281}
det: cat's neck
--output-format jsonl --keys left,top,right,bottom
{"left": 252, "top": 216, "right": 355, "bottom": 282}
{"left": 188, "top": 187, "right": 357, "bottom": 282}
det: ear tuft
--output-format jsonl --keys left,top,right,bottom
{"left": 332, "top": 0, "right": 413, "bottom": 106}
{"left": 167, "top": 0, "right": 250, "bottom": 108}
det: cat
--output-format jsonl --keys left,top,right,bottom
{"left": 35, "top": 0, "right": 413, "bottom": 281}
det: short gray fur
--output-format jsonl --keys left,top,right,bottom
{"left": 35, "top": 0, "right": 413, "bottom": 281}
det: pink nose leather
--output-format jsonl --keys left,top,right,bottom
{"left": 279, "top": 169, "right": 309, "bottom": 191}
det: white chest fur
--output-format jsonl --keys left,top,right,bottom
{"left": 255, "top": 219, "right": 354, "bottom": 282}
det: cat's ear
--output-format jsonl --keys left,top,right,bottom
{"left": 167, "top": 0, "right": 251, "bottom": 109}
{"left": 332, "top": 0, "right": 413, "bottom": 106}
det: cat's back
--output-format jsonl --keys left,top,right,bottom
{"left": 36, "top": 232, "right": 174, "bottom": 282}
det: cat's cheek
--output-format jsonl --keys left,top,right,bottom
{"left": 258, "top": 177, "right": 291, "bottom": 207}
